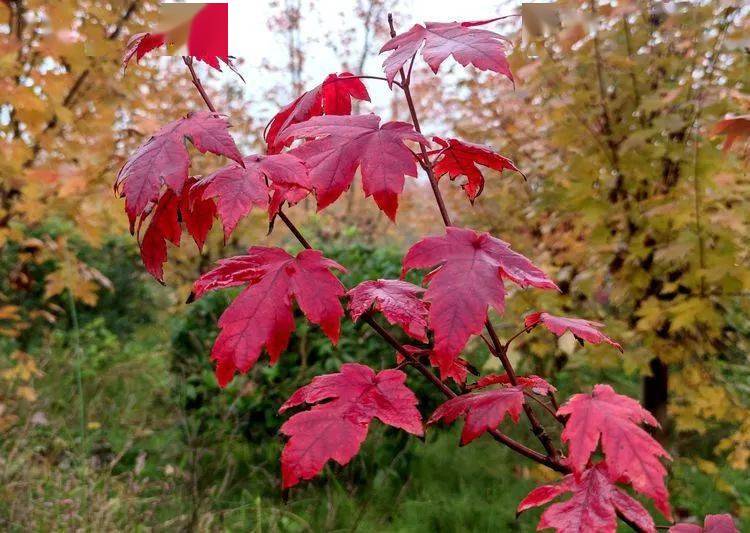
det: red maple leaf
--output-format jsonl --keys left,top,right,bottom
{"left": 137, "top": 178, "right": 216, "bottom": 282}
{"left": 115, "top": 111, "right": 243, "bottom": 231}
{"left": 122, "top": 5, "right": 231, "bottom": 72}
{"left": 395, "top": 346, "right": 471, "bottom": 385}
{"left": 432, "top": 137, "right": 522, "bottom": 201}
{"left": 670, "top": 514, "right": 738, "bottom": 533}
{"left": 192, "top": 247, "right": 346, "bottom": 387}
{"left": 518, "top": 463, "right": 656, "bottom": 533}
{"left": 280, "top": 114, "right": 429, "bottom": 219}
{"left": 347, "top": 279, "right": 428, "bottom": 342}
{"left": 122, "top": 32, "right": 166, "bottom": 70}
{"left": 470, "top": 373, "right": 556, "bottom": 395}
{"left": 279, "top": 363, "right": 423, "bottom": 488}
{"left": 558, "top": 384, "right": 671, "bottom": 518}
{"left": 525, "top": 312, "right": 623, "bottom": 351}
{"left": 402, "top": 226, "right": 558, "bottom": 376}
{"left": 379, "top": 18, "right": 513, "bottom": 86}
{"left": 196, "top": 153, "right": 311, "bottom": 238}
{"left": 428, "top": 383, "right": 524, "bottom": 444}
{"left": 712, "top": 114, "right": 750, "bottom": 152}
{"left": 187, "top": 4, "right": 229, "bottom": 70}
{"left": 265, "top": 72, "right": 370, "bottom": 153}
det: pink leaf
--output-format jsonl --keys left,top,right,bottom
{"left": 518, "top": 463, "right": 656, "bottom": 533}
{"left": 428, "top": 385, "right": 524, "bottom": 445}
{"left": 525, "top": 311, "right": 623, "bottom": 351}
{"left": 402, "top": 226, "right": 557, "bottom": 376}
{"left": 379, "top": 19, "right": 513, "bottom": 86}
{"left": 348, "top": 279, "right": 428, "bottom": 342}
{"left": 558, "top": 384, "right": 671, "bottom": 518}
{"left": 670, "top": 514, "right": 738, "bottom": 533}
{"left": 197, "top": 153, "right": 311, "bottom": 238}
{"left": 115, "top": 112, "right": 243, "bottom": 231}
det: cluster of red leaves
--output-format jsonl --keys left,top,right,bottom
{"left": 118, "top": 15, "right": 739, "bottom": 533}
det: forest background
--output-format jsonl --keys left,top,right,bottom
{"left": 1, "top": 0, "right": 748, "bottom": 530}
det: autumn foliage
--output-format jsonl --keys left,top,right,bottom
{"left": 115, "top": 11, "right": 738, "bottom": 533}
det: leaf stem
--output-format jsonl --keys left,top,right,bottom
{"left": 183, "top": 56, "right": 217, "bottom": 112}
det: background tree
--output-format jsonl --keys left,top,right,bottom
{"left": 447, "top": 0, "right": 749, "bottom": 470}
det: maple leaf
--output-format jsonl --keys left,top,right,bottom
{"left": 347, "top": 279, "right": 428, "bottom": 342}
{"left": 432, "top": 137, "right": 521, "bottom": 201}
{"left": 280, "top": 114, "right": 429, "bottom": 219}
{"left": 115, "top": 111, "right": 243, "bottom": 230}
{"left": 192, "top": 247, "right": 346, "bottom": 387}
{"left": 395, "top": 345, "right": 471, "bottom": 385}
{"left": 558, "top": 384, "right": 671, "bottom": 518}
{"left": 265, "top": 72, "right": 370, "bottom": 153}
{"left": 470, "top": 373, "right": 556, "bottom": 395}
{"left": 122, "top": 32, "right": 165, "bottom": 70}
{"left": 122, "top": 5, "right": 231, "bottom": 72}
{"left": 712, "top": 114, "right": 750, "bottom": 152}
{"left": 379, "top": 18, "right": 513, "bottom": 86}
{"left": 428, "top": 383, "right": 524, "bottom": 445}
{"left": 525, "top": 312, "right": 623, "bottom": 351}
{"left": 402, "top": 226, "right": 558, "bottom": 376}
{"left": 196, "top": 153, "right": 311, "bottom": 238}
{"left": 517, "top": 463, "right": 656, "bottom": 533}
{"left": 187, "top": 4, "right": 230, "bottom": 70}
{"left": 137, "top": 178, "right": 216, "bottom": 282}
{"left": 279, "top": 363, "right": 423, "bottom": 488}
{"left": 670, "top": 514, "right": 738, "bottom": 533}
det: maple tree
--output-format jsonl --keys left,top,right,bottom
{"left": 114, "top": 7, "right": 741, "bottom": 533}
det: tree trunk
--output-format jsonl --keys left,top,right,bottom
{"left": 643, "top": 357, "right": 669, "bottom": 440}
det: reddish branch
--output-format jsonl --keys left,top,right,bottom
{"left": 386, "top": 13, "right": 559, "bottom": 462}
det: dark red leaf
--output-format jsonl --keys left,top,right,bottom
{"left": 265, "top": 72, "right": 370, "bottom": 153}
{"left": 428, "top": 384, "right": 524, "bottom": 444}
{"left": 116, "top": 112, "right": 243, "bottom": 231}
{"left": 192, "top": 247, "right": 346, "bottom": 386}
{"left": 138, "top": 190, "right": 181, "bottom": 283}
{"left": 518, "top": 463, "right": 656, "bottom": 533}
{"left": 432, "top": 137, "right": 521, "bottom": 201}
{"left": 197, "top": 153, "right": 311, "bottom": 238}
{"left": 670, "top": 514, "right": 738, "bottom": 533}
{"left": 558, "top": 384, "right": 671, "bottom": 518}
{"left": 525, "top": 311, "right": 623, "bottom": 351}
{"left": 379, "top": 19, "right": 513, "bottom": 86}
{"left": 279, "top": 363, "right": 422, "bottom": 487}
{"left": 348, "top": 279, "right": 428, "bottom": 341}
{"left": 281, "top": 114, "right": 429, "bottom": 219}
{"left": 137, "top": 177, "right": 216, "bottom": 282}
{"left": 402, "top": 226, "right": 558, "bottom": 377}
{"left": 122, "top": 32, "right": 166, "bottom": 70}
{"left": 181, "top": 180, "right": 217, "bottom": 251}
